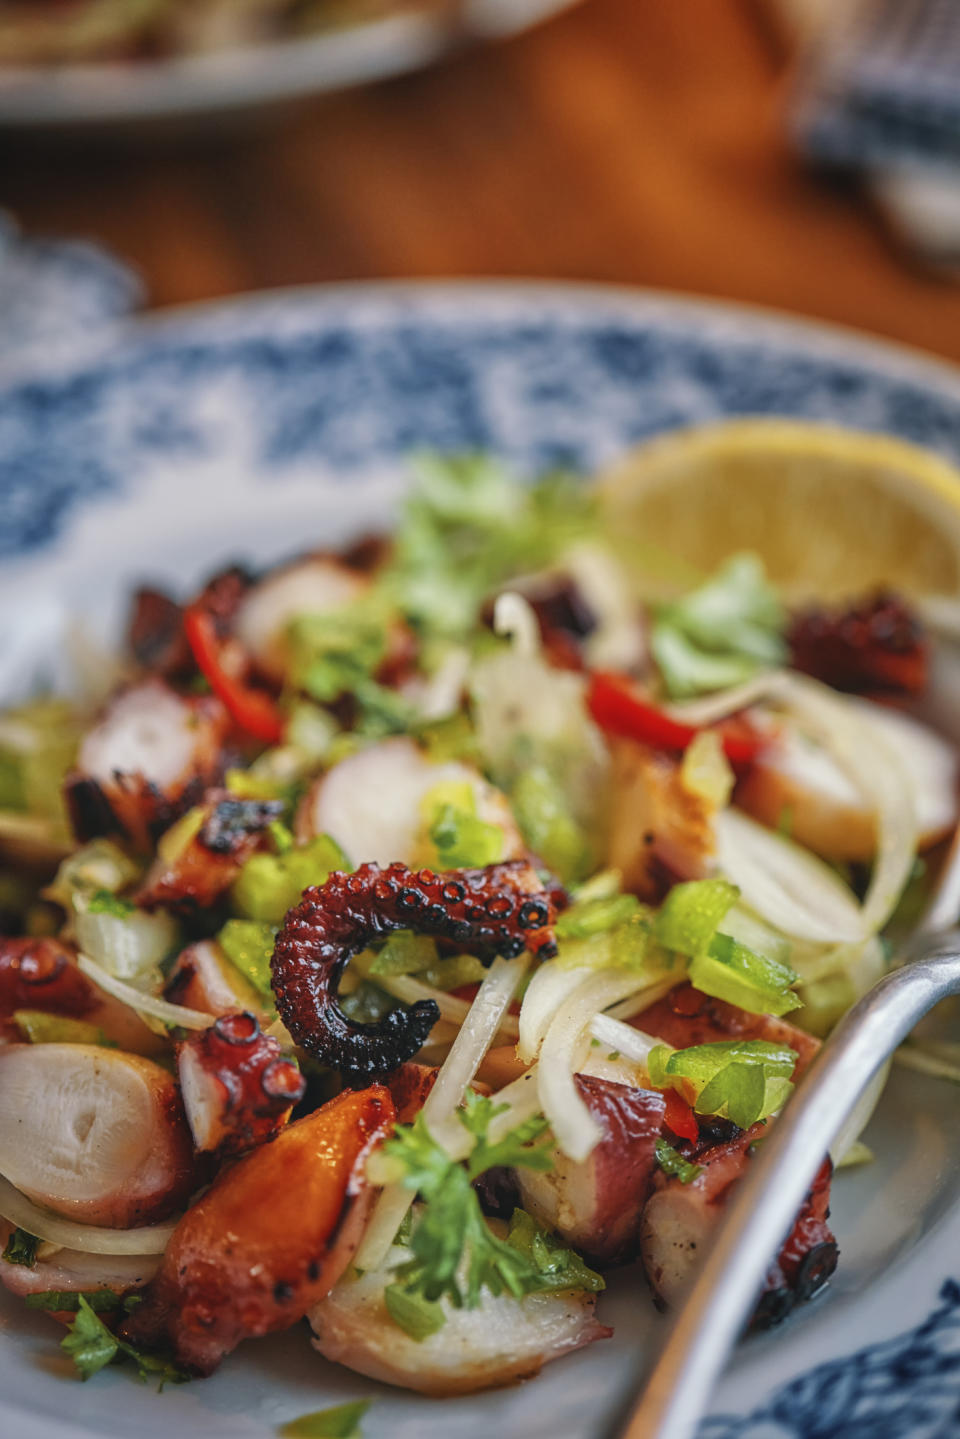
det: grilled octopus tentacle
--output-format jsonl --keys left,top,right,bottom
{"left": 177, "top": 1012, "right": 306, "bottom": 1158}
{"left": 270, "top": 860, "right": 560, "bottom": 1086}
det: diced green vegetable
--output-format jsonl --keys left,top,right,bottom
{"left": 654, "top": 1138, "right": 703, "bottom": 1185}
{"left": 690, "top": 932, "right": 801, "bottom": 1017}
{"left": 648, "top": 1038, "right": 796, "bottom": 1129}
{"left": 412, "top": 710, "right": 478, "bottom": 765}
{"left": 0, "top": 698, "right": 82, "bottom": 823}
{"left": 651, "top": 553, "right": 788, "bottom": 699}
{"left": 556, "top": 892, "right": 641, "bottom": 939}
{"left": 73, "top": 894, "right": 178, "bottom": 990}
{"left": 217, "top": 919, "right": 278, "bottom": 999}
{"left": 368, "top": 930, "right": 439, "bottom": 978}
{"left": 383, "top": 1284, "right": 445, "bottom": 1341}
{"left": 510, "top": 764, "right": 593, "bottom": 885}
{"left": 654, "top": 878, "right": 739, "bottom": 958}
{"left": 232, "top": 834, "right": 350, "bottom": 925}
{"left": 279, "top": 1399, "right": 372, "bottom": 1439}
{"left": 421, "top": 781, "right": 504, "bottom": 870}
{"left": 12, "top": 1011, "right": 113, "bottom": 1047}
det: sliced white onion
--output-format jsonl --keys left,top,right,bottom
{"left": 423, "top": 955, "right": 529, "bottom": 1127}
{"left": 664, "top": 672, "right": 788, "bottom": 728}
{"left": 830, "top": 1060, "right": 890, "bottom": 1165}
{"left": 538, "top": 971, "right": 656, "bottom": 1162}
{"left": 775, "top": 674, "right": 918, "bottom": 935}
{"left": 74, "top": 896, "right": 178, "bottom": 988}
{"left": 356, "top": 955, "right": 528, "bottom": 1271}
{"left": 78, "top": 953, "right": 214, "bottom": 1031}
{"left": 517, "top": 963, "right": 596, "bottom": 1064}
{"left": 587, "top": 1014, "right": 659, "bottom": 1069}
{"left": 0, "top": 1175, "right": 176, "bottom": 1256}
{"left": 604, "top": 974, "right": 685, "bottom": 1023}
{"left": 715, "top": 808, "right": 865, "bottom": 944}
{"left": 371, "top": 972, "right": 519, "bottom": 1041}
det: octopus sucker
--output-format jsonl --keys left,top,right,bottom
{"left": 177, "top": 1011, "right": 306, "bottom": 1158}
{"left": 270, "top": 860, "right": 561, "bottom": 1085}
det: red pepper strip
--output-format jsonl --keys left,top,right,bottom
{"left": 587, "top": 671, "right": 766, "bottom": 765}
{"left": 662, "top": 1086, "right": 699, "bottom": 1143}
{"left": 183, "top": 603, "right": 285, "bottom": 745}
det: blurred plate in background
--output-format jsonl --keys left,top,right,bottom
{"left": 0, "top": 0, "right": 581, "bottom": 131}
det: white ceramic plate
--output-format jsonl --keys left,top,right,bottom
{"left": 2, "top": 282, "right": 960, "bottom": 1439}
{"left": 0, "top": 0, "right": 580, "bottom": 130}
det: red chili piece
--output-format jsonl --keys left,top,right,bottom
{"left": 587, "top": 672, "right": 766, "bottom": 763}
{"left": 184, "top": 603, "right": 284, "bottom": 744}
{"left": 271, "top": 860, "right": 561, "bottom": 1086}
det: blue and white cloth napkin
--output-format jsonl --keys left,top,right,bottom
{"left": 789, "top": 0, "right": 960, "bottom": 271}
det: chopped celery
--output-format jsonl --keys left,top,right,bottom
{"left": 419, "top": 954, "right": 487, "bottom": 991}
{"left": 217, "top": 918, "right": 277, "bottom": 1000}
{"left": 225, "top": 768, "right": 294, "bottom": 804}
{"left": 156, "top": 806, "right": 205, "bottom": 867}
{"left": 510, "top": 764, "right": 593, "bottom": 885}
{"left": 12, "top": 1011, "right": 113, "bottom": 1047}
{"left": 556, "top": 892, "right": 641, "bottom": 940}
{"left": 286, "top": 700, "right": 338, "bottom": 760}
{"left": 412, "top": 711, "right": 478, "bottom": 765}
{"left": 422, "top": 780, "right": 504, "bottom": 870}
{"left": 554, "top": 911, "right": 662, "bottom": 973}
{"left": 0, "top": 698, "right": 82, "bottom": 823}
{"left": 231, "top": 834, "right": 350, "bottom": 925}
{"left": 690, "top": 933, "right": 801, "bottom": 1017}
{"left": 369, "top": 930, "right": 439, "bottom": 977}
{"left": 654, "top": 879, "right": 739, "bottom": 959}
{"left": 649, "top": 1038, "right": 796, "bottom": 1129}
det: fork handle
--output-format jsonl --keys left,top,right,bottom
{"left": 608, "top": 932, "right": 960, "bottom": 1439}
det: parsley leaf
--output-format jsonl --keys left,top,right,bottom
{"left": 2, "top": 1228, "right": 39, "bottom": 1266}
{"left": 27, "top": 1290, "right": 120, "bottom": 1313}
{"left": 654, "top": 1137, "right": 703, "bottom": 1185}
{"left": 504, "top": 1209, "right": 604, "bottom": 1294}
{"left": 61, "top": 1295, "right": 188, "bottom": 1387}
{"left": 458, "top": 1094, "right": 553, "bottom": 1179}
{"left": 381, "top": 1093, "right": 602, "bottom": 1327}
{"left": 279, "top": 1400, "right": 371, "bottom": 1438}
{"left": 87, "top": 889, "right": 135, "bottom": 918}
{"left": 60, "top": 1297, "right": 120, "bottom": 1380}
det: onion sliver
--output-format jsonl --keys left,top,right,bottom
{"left": 372, "top": 972, "right": 519, "bottom": 1042}
{"left": 665, "top": 672, "right": 788, "bottom": 728}
{"left": 518, "top": 963, "right": 596, "bottom": 1064}
{"left": 775, "top": 674, "right": 917, "bottom": 935}
{"left": 715, "top": 809, "right": 865, "bottom": 944}
{"left": 588, "top": 1014, "right": 659, "bottom": 1069}
{"left": 356, "top": 955, "right": 528, "bottom": 1272}
{"left": 0, "top": 1174, "right": 176, "bottom": 1255}
{"left": 538, "top": 971, "right": 656, "bottom": 1162}
{"left": 78, "top": 953, "right": 214, "bottom": 1030}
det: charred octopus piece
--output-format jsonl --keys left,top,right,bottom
{"left": 64, "top": 680, "right": 228, "bottom": 853}
{"left": 788, "top": 589, "right": 928, "bottom": 697}
{"left": 271, "top": 860, "right": 560, "bottom": 1086}
{"left": 121, "top": 1086, "right": 394, "bottom": 1375}
{"left": 137, "top": 791, "right": 283, "bottom": 913}
{"left": 177, "top": 1012, "right": 306, "bottom": 1158}
{"left": 0, "top": 936, "right": 97, "bottom": 1026}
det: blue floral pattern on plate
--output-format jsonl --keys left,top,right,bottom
{"left": 3, "top": 285, "right": 960, "bottom": 565}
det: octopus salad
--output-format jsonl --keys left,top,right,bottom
{"left": 0, "top": 452, "right": 956, "bottom": 1408}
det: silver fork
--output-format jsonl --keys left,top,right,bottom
{"left": 606, "top": 832, "right": 960, "bottom": 1439}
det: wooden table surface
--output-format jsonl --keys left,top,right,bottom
{"left": 4, "top": 0, "right": 960, "bottom": 363}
